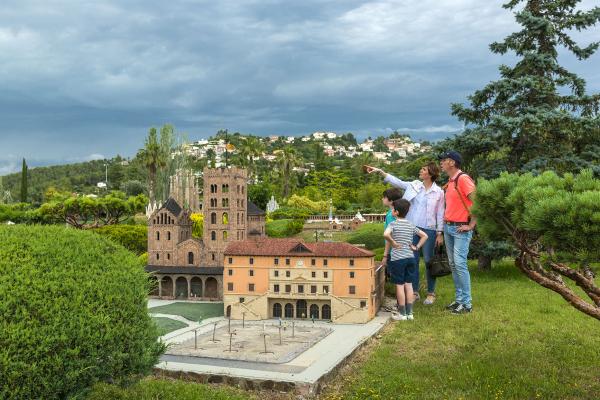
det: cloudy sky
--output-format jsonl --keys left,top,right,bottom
{"left": 1, "top": 0, "right": 599, "bottom": 174}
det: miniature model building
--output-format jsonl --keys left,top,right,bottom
{"left": 223, "top": 238, "right": 385, "bottom": 323}
{"left": 146, "top": 166, "right": 266, "bottom": 300}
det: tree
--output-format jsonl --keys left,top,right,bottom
{"left": 474, "top": 170, "right": 600, "bottom": 320}
{"left": 20, "top": 158, "right": 27, "bottom": 203}
{"left": 138, "top": 128, "right": 165, "bottom": 203}
{"left": 450, "top": 0, "right": 600, "bottom": 176}
{"left": 238, "top": 136, "right": 265, "bottom": 178}
{"left": 276, "top": 146, "right": 299, "bottom": 198}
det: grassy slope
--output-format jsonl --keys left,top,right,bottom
{"left": 148, "top": 302, "right": 224, "bottom": 322}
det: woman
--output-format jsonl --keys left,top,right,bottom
{"left": 367, "top": 162, "right": 445, "bottom": 304}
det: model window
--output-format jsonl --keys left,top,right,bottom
{"left": 324, "top": 271, "right": 328, "bottom": 278}
{"left": 274, "top": 258, "right": 279, "bottom": 265}
{"left": 249, "top": 284, "right": 255, "bottom": 292}
{"left": 350, "top": 259, "right": 354, "bottom": 267}
{"left": 274, "top": 284, "right": 280, "bottom": 293}
{"left": 211, "top": 231, "right": 216, "bottom": 241}
{"left": 228, "top": 283, "right": 233, "bottom": 291}
{"left": 349, "top": 285, "right": 356, "bottom": 295}
{"left": 167, "top": 231, "right": 171, "bottom": 240}
{"left": 228, "top": 257, "right": 233, "bottom": 264}
{"left": 249, "top": 257, "right": 254, "bottom": 265}
{"left": 350, "top": 271, "right": 355, "bottom": 278}
{"left": 285, "top": 258, "right": 290, "bottom": 266}
{"left": 274, "top": 270, "right": 279, "bottom": 277}
{"left": 156, "top": 231, "right": 160, "bottom": 240}
{"left": 311, "top": 258, "right": 316, "bottom": 266}
{"left": 188, "top": 252, "right": 194, "bottom": 264}
{"left": 323, "top": 259, "right": 328, "bottom": 266}
{"left": 285, "top": 284, "right": 291, "bottom": 293}
{"left": 228, "top": 269, "right": 233, "bottom": 276}
{"left": 298, "top": 285, "right": 304, "bottom": 293}
{"left": 311, "top": 285, "right": 317, "bottom": 294}
{"left": 249, "top": 269, "right": 254, "bottom": 276}
{"left": 286, "top": 270, "right": 290, "bottom": 277}
{"left": 311, "top": 271, "right": 316, "bottom": 278}
{"left": 360, "top": 301, "right": 367, "bottom": 308}
{"left": 323, "top": 285, "right": 329, "bottom": 294}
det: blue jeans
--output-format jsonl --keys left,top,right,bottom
{"left": 444, "top": 224, "right": 473, "bottom": 308}
{"left": 412, "top": 228, "right": 437, "bottom": 294}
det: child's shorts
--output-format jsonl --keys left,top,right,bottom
{"left": 387, "top": 258, "right": 417, "bottom": 285}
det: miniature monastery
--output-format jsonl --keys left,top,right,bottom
{"left": 146, "top": 166, "right": 382, "bottom": 323}
{"left": 146, "top": 167, "right": 266, "bottom": 300}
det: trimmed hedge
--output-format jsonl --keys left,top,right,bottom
{"left": 92, "top": 224, "right": 148, "bottom": 255}
{"left": 0, "top": 225, "right": 164, "bottom": 400}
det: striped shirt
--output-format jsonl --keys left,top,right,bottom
{"left": 385, "top": 219, "right": 422, "bottom": 261}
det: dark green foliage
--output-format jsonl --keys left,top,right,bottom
{"left": 269, "top": 206, "right": 311, "bottom": 220}
{"left": 20, "top": 158, "right": 27, "bottom": 203}
{"left": 0, "top": 225, "right": 164, "bottom": 400}
{"left": 448, "top": 0, "right": 600, "bottom": 177}
{"left": 93, "top": 225, "right": 148, "bottom": 255}
{"left": 248, "top": 183, "right": 273, "bottom": 211}
{"left": 266, "top": 218, "right": 305, "bottom": 238}
{"left": 347, "top": 223, "right": 385, "bottom": 250}
{"left": 1, "top": 157, "right": 148, "bottom": 206}
{"left": 121, "top": 180, "right": 147, "bottom": 196}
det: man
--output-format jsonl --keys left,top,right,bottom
{"left": 438, "top": 151, "right": 476, "bottom": 315}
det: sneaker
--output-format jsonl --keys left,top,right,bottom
{"left": 451, "top": 304, "right": 472, "bottom": 315}
{"left": 445, "top": 301, "right": 460, "bottom": 310}
{"left": 423, "top": 294, "right": 436, "bottom": 305}
{"left": 406, "top": 314, "right": 414, "bottom": 321}
{"left": 391, "top": 312, "right": 408, "bottom": 321}
{"left": 413, "top": 292, "right": 421, "bottom": 301}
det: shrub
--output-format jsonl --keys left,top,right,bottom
{"left": 286, "top": 194, "right": 330, "bottom": 213}
{"left": 92, "top": 224, "right": 148, "bottom": 255}
{"left": 347, "top": 223, "right": 385, "bottom": 250}
{"left": 190, "top": 213, "right": 203, "bottom": 238}
{"left": 269, "top": 206, "right": 311, "bottom": 220}
{"left": 0, "top": 225, "right": 164, "bottom": 399}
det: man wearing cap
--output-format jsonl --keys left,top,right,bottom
{"left": 438, "top": 151, "right": 476, "bottom": 314}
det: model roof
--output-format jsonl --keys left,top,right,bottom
{"left": 224, "top": 238, "right": 373, "bottom": 257}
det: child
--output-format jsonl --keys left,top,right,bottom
{"left": 381, "top": 187, "right": 403, "bottom": 269}
{"left": 383, "top": 199, "right": 428, "bottom": 321}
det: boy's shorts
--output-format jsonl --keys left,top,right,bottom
{"left": 387, "top": 258, "right": 417, "bottom": 285}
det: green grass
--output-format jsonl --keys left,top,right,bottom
{"left": 88, "top": 378, "right": 254, "bottom": 400}
{"left": 320, "top": 261, "right": 600, "bottom": 400}
{"left": 152, "top": 317, "right": 188, "bottom": 336}
{"left": 148, "top": 302, "right": 224, "bottom": 322}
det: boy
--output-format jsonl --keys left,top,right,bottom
{"left": 383, "top": 199, "right": 428, "bottom": 321}
{"left": 382, "top": 187, "right": 403, "bottom": 268}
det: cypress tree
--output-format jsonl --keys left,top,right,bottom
{"left": 20, "top": 158, "right": 28, "bottom": 203}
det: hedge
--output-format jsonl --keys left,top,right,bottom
{"left": 92, "top": 224, "right": 148, "bottom": 255}
{"left": 347, "top": 223, "right": 385, "bottom": 250}
{"left": 0, "top": 225, "right": 164, "bottom": 399}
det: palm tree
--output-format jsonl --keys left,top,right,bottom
{"left": 239, "top": 137, "right": 265, "bottom": 177}
{"left": 138, "top": 127, "right": 167, "bottom": 203}
{"left": 276, "top": 146, "right": 299, "bottom": 198}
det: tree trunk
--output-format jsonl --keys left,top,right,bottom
{"left": 478, "top": 255, "right": 492, "bottom": 270}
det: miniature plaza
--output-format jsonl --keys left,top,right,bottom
{"left": 149, "top": 300, "right": 389, "bottom": 394}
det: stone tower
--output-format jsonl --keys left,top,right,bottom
{"left": 202, "top": 166, "right": 248, "bottom": 266}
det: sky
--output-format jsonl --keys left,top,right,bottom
{"left": 1, "top": 0, "right": 599, "bottom": 174}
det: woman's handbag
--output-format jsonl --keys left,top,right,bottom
{"left": 426, "top": 245, "right": 452, "bottom": 277}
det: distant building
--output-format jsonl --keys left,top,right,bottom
{"left": 223, "top": 239, "right": 384, "bottom": 323}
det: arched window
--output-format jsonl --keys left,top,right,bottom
{"left": 273, "top": 303, "right": 282, "bottom": 318}
{"left": 223, "top": 231, "right": 228, "bottom": 240}
{"left": 222, "top": 198, "right": 229, "bottom": 207}
{"left": 322, "top": 304, "right": 331, "bottom": 320}
{"left": 237, "top": 213, "right": 240, "bottom": 224}
{"left": 222, "top": 184, "right": 229, "bottom": 193}
{"left": 167, "top": 231, "right": 171, "bottom": 240}
{"left": 211, "top": 231, "right": 216, "bottom": 241}
{"left": 156, "top": 231, "right": 160, "bottom": 240}
{"left": 211, "top": 212, "right": 217, "bottom": 224}
{"left": 284, "top": 303, "right": 294, "bottom": 318}
{"left": 188, "top": 252, "right": 194, "bottom": 264}
{"left": 222, "top": 212, "right": 228, "bottom": 224}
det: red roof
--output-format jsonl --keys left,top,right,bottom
{"left": 224, "top": 238, "right": 373, "bottom": 257}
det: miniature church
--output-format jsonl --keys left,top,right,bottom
{"left": 146, "top": 166, "right": 266, "bottom": 300}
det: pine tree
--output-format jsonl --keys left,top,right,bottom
{"left": 20, "top": 158, "right": 28, "bottom": 203}
{"left": 450, "top": 0, "right": 600, "bottom": 176}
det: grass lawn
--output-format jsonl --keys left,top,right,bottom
{"left": 319, "top": 261, "right": 600, "bottom": 400}
{"left": 152, "top": 317, "right": 188, "bottom": 336}
{"left": 148, "top": 302, "right": 224, "bottom": 322}
{"left": 88, "top": 378, "right": 254, "bottom": 400}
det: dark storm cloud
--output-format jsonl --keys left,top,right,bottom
{"left": 0, "top": 0, "right": 598, "bottom": 173}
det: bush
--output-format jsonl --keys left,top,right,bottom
{"left": 286, "top": 194, "right": 330, "bottom": 213}
{"left": 92, "top": 224, "right": 148, "bottom": 255}
{"left": 269, "top": 206, "right": 312, "bottom": 220}
{"left": 266, "top": 219, "right": 304, "bottom": 238}
{"left": 0, "top": 225, "right": 164, "bottom": 399}
{"left": 347, "top": 223, "right": 385, "bottom": 250}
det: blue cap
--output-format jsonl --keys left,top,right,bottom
{"left": 438, "top": 150, "right": 462, "bottom": 166}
